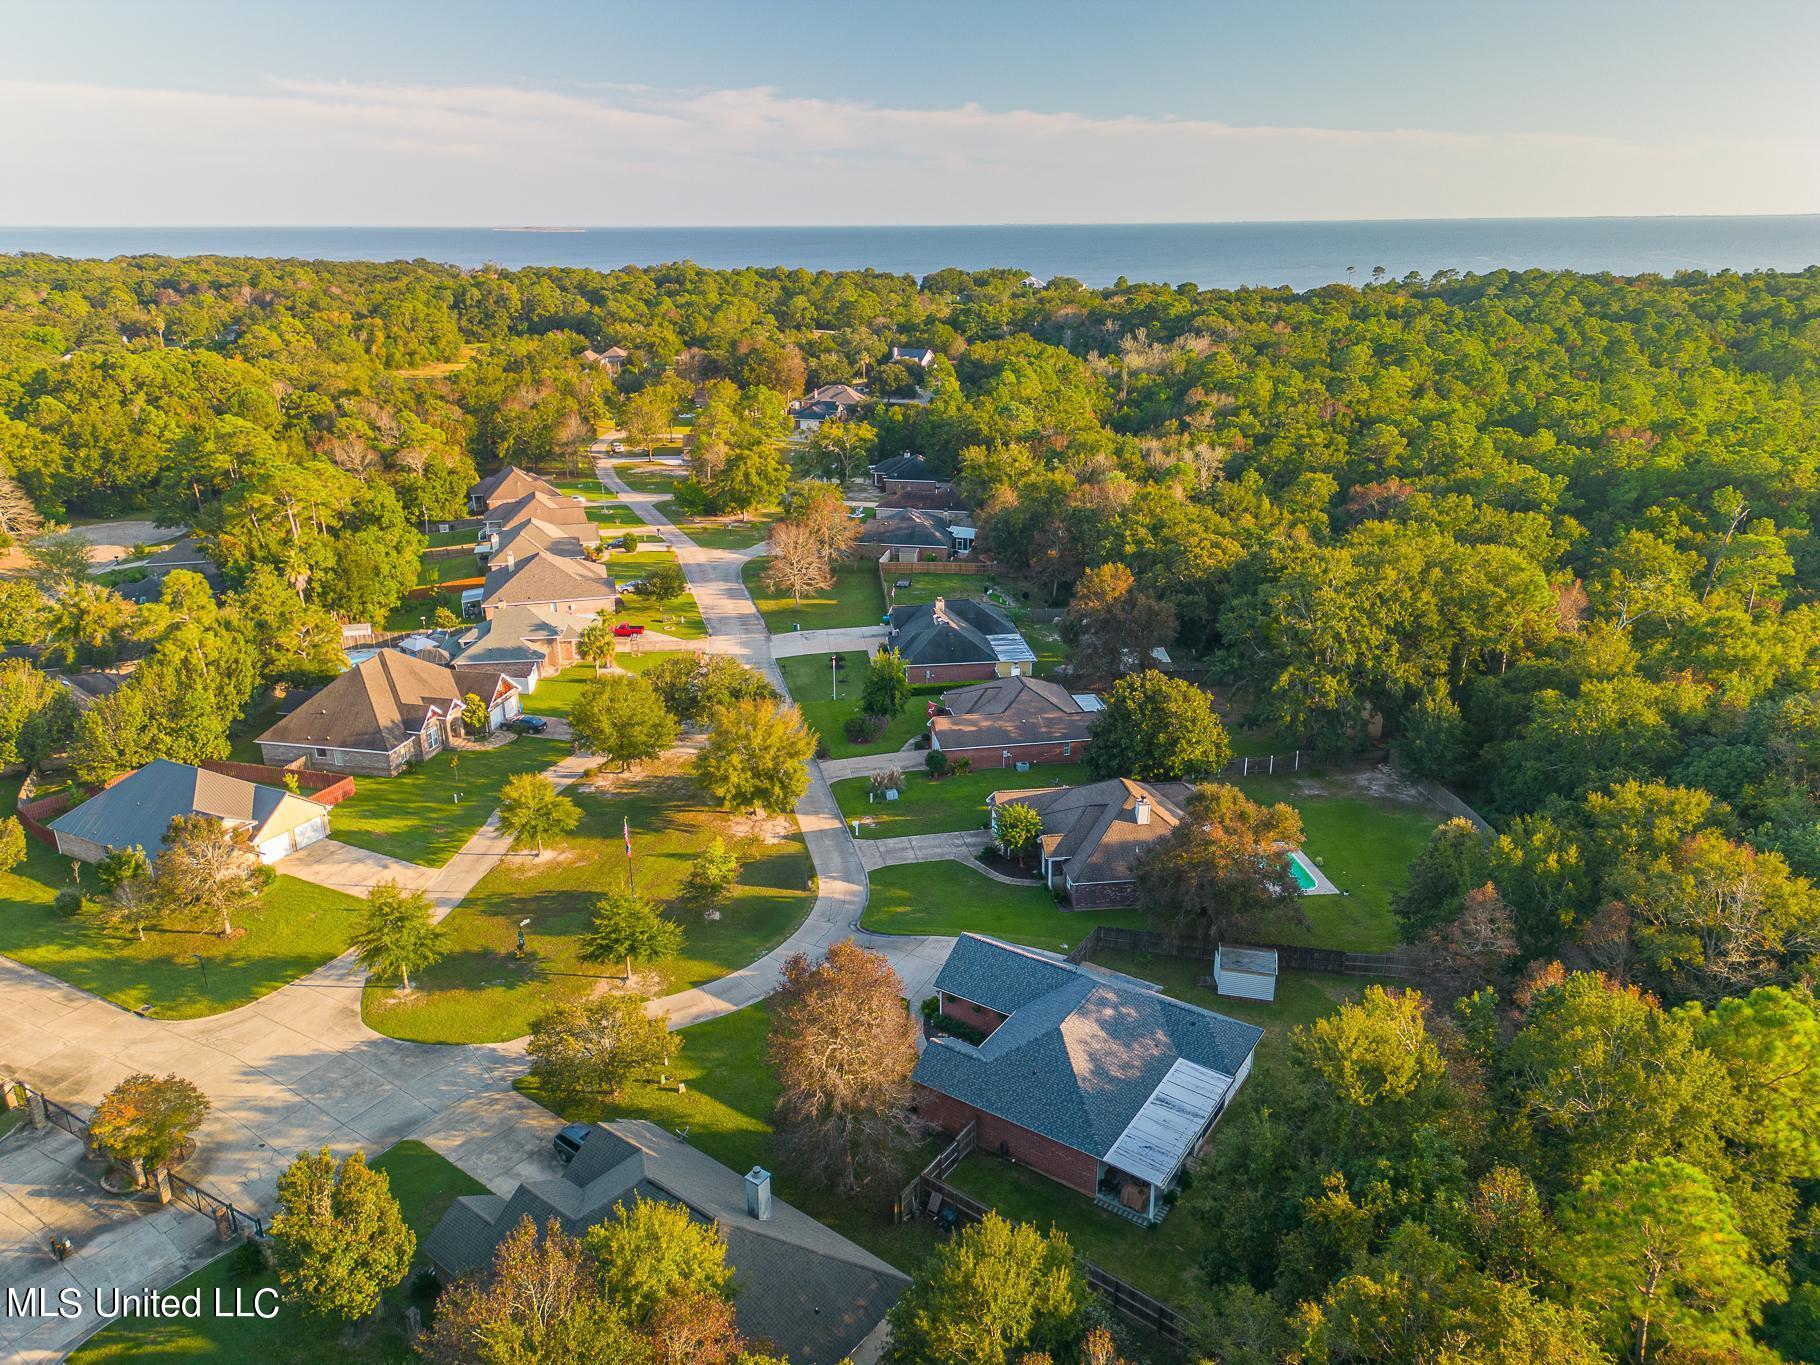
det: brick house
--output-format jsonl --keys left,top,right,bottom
{"left": 853, "top": 508, "right": 974, "bottom": 562}
{"left": 256, "top": 649, "right": 518, "bottom": 776}
{"left": 885, "top": 597, "right": 1036, "bottom": 685}
{"left": 479, "top": 551, "right": 619, "bottom": 620}
{"left": 987, "top": 777, "right": 1192, "bottom": 909}
{"left": 869, "top": 452, "right": 950, "bottom": 496}
{"left": 929, "top": 675, "right": 1099, "bottom": 769}
{"left": 914, "top": 935, "right": 1262, "bottom": 1223}
{"left": 450, "top": 605, "right": 584, "bottom": 694}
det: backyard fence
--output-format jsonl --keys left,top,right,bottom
{"left": 1070, "top": 924, "right": 1435, "bottom": 982}
{"left": 1417, "top": 778, "right": 1496, "bottom": 834}
{"left": 16, "top": 790, "right": 78, "bottom": 847}
{"left": 899, "top": 1120, "right": 1200, "bottom": 1353}
{"left": 197, "top": 759, "right": 356, "bottom": 806}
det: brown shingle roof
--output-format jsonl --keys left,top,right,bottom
{"left": 494, "top": 491, "right": 591, "bottom": 530}
{"left": 470, "top": 466, "right": 559, "bottom": 509}
{"left": 933, "top": 675, "right": 1095, "bottom": 751}
{"left": 481, "top": 552, "right": 617, "bottom": 612}
{"left": 258, "top": 649, "right": 463, "bottom": 753}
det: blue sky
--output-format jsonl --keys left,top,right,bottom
{"left": 3, "top": 0, "right": 1817, "bottom": 224}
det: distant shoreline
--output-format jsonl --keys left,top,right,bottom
{"left": 3, "top": 217, "right": 1816, "bottom": 291}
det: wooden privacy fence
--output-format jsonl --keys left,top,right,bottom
{"left": 898, "top": 1121, "right": 1201, "bottom": 1353}
{"left": 198, "top": 759, "right": 356, "bottom": 806}
{"left": 1070, "top": 924, "right": 1435, "bottom": 982}
{"left": 16, "top": 790, "right": 76, "bottom": 847}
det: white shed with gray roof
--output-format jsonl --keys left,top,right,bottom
{"left": 1214, "top": 944, "right": 1280, "bottom": 1001}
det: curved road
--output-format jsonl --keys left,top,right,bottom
{"left": 0, "top": 453, "right": 952, "bottom": 1357}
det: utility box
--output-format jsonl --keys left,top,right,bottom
{"left": 745, "top": 1166, "right": 773, "bottom": 1221}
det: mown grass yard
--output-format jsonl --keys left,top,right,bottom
{"left": 519, "top": 656, "right": 694, "bottom": 721}
{"left": 71, "top": 1140, "right": 483, "bottom": 1364}
{"left": 331, "top": 737, "right": 567, "bottom": 867}
{"left": 416, "top": 551, "right": 483, "bottom": 587}
{"left": 615, "top": 462, "right": 685, "bottom": 495}
{"left": 743, "top": 557, "right": 887, "bottom": 633}
{"left": 777, "top": 652, "right": 937, "bottom": 758}
{"left": 516, "top": 1002, "right": 944, "bottom": 1275}
{"left": 861, "top": 860, "right": 1145, "bottom": 954}
{"left": 587, "top": 502, "right": 652, "bottom": 528}
{"left": 834, "top": 763, "right": 1093, "bottom": 840}
{"left": 363, "top": 762, "right": 813, "bottom": 1043}
{"left": 659, "top": 503, "right": 782, "bottom": 551}
{"left": 0, "top": 786, "right": 365, "bottom": 1018}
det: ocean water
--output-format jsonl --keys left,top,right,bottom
{"left": 1, "top": 218, "right": 1817, "bottom": 291}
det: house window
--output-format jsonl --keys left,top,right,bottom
{"left": 314, "top": 748, "right": 328, "bottom": 759}
{"left": 1062, "top": 741, "right": 1072, "bottom": 756}
{"left": 923, "top": 669, "right": 934, "bottom": 682}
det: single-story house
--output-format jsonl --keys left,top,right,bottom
{"left": 789, "top": 383, "right": 866, "bottom": 435}
{"left": 256, "top": 648, "right": 480, "bottom": 776}
{"left": 885, "top": 597, "right": 1037, "bottom": 684}
{"left": 889, "top": 345, "right": 937, "bottom": 367}
{"left": 914, "top": 934, "right": 1262, "bottom": 1224}
{"left": 424, "top": 1119, "right": 908, "bottom": 1365}
{"left": 876, "top": 486, "right": 971, "bottom": 516}
{"left": 49, "top": 759, "right": 331, "bottom": 865}
{"left": 930, "top": 675, "right": 1100, "bottom": 768}
{"left": 870, "top": 453, "right": 950, "bottom": 495}
{"left": 111, "top": 535, "right": 228, "bottom": 606}
{"left": 468, "top": 465, "right": 560, "bottom": 514}
{"left": 987, "top": 777, "right": 1192, "bottom": 909}
{"left": 581, "top": 345, "right": 628, "bottom": 375}
{"left": 480, "top": 551, "right": 619, "bottom": 620}
{"left": 451, "top": 667, "right": 526, "bottom": 731}
{"left": 853, "top": 508, "right": 973, "bottom": 561}
{"left": 450, "top": 605, "right": 584, "bottom": 690}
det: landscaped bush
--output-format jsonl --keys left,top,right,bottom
{"left": 844, "top": 712, "right": 888, "bottom": 743}
{"left": 925, "top": 749, "right": 950, "bottom": 777}
{"left": 53, "top": 886, "right": 84, "bottom": 917}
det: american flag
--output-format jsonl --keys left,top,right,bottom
{"left": 623, "top": 816, "right": 632, "bottom": 858}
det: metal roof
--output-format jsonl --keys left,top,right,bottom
{"left": 1102, "top": 1058, "right": 1235, "bottom": 1184}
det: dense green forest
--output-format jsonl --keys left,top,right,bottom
{"left": 2, "top": 252, "right": 1818, "bottom": 1359}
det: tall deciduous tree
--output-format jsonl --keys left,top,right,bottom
{"left": 351, "top": 880, "right": 449, "bottom": 992}
{"left": 1133, "top": 783, "right": 1306, "bottom": 943}
{"left": 768, "top": 942, "right": 920, "bottom": 1191}
{"left": 862, "top": 648, "right": 911, "bottom": 718}
{"left": 572, "top": 673, "right": 679, "bottom": 771}
{"left": 89, "top": 1072, "right": 209, "bottom": 1179}
{"left": 579, "top": 880, "right": 683, "bottom": 982}
{"left": 1085, "top": 671, "right": 1230, "bottom": 782}
{"left": 271, "top": 1148, "right": 416, "bottom": 1323}
{"left": 154, "top": 813, "right": 264, "bottom": 936}
{"left": 526, "top": 994, "right": 672, "bottom": 1104}
{"left": 496, "top": 771, "right": 581, "bottom": 855}
{"left": 695, "top": 698, "right": 815, "bottom": 815}
{"left": 1060, "top": 562, "right": 1177, "bottom": 686}
{"left": 884, "top": 1212, "right": 1090, "bottom": 1365}
{"left": 762, "top": 519, "right": 834, "bottom": 607}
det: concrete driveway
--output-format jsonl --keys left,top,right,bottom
{"left": 272, "top": 839, "right": 436, "bottom": 897}
{"left": 770, "top": 625, "right": 888, "bottom": 658}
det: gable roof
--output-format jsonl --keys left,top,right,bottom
{"left": 257, "top": 649, "right": 462, "bottom": 753}
{"left": 989, "top": 777, "right": 1192, "bottom": 884}
{"left": 423, "top": 1120, "right": 908, "bottom": 1365}
{"left": 806, "top": 383, "right": 865, "bottom": 406}
{"left": 481, "top": 552, "right": 617, "bottom": 612}
{"left": 453, "top": 605, "right": 582, "bottom": 668}
{"left": 856, "top": 508, "right": 954, "bottom": 551}
{"left": 876, "top": 486, "right": 967, "bottom": 513}
{"left": 890, "top": 345, "right": 937, "bottom": 365}
{"left": 470, "top": 465, "right": 559, "bottom": 508}
{"left": 886, "top": 597, "right": 1035, "bottom": 668}
{"left": 914, "top": 934, "right": 1262, "bottom": 1175}
{"left": 50, "top": 759, "right": 327, "bottom": 856}
{"left": 871, "top": 453, "right": 942, "bottom": 483}
{"left": 933, "top": 675, "right": 1096, "bottom": 750}
{"left": 492, "top": 490, "right": 591, "bottom": 531}
{"left": 492, "top": 517, "right": 596, "bottom": 562}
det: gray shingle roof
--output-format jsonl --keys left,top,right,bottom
{"left": 453, "top": 605, "right": 580, "bottom": 669}
{"left": 49, "top": 759, "right": 327, "bottom": 857}
{"left": 934, "top": 675, "right": 1094, "bottom": 750}
{"left": 886, "top": 597, "right": 1029, "bottom": 667}
{"left": 872, "top": 453, "right": 940, "bottom": 483}
{"left": 856, "top": 509, "right": 954, "bottom": 551}
{"left": 915, "top": 934, "right": 1263, "bottom": 1162}
{"left": 422, "top": 1120, "right": 907, "bottom": 1365}
{"left": 990, "top": 777, "right": 1192, "bottom": 884}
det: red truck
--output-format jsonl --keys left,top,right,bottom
{"left": 612, "top": 622, "right": 646, "bottom": 638}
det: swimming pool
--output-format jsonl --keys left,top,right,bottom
{"left": 1289, "top": 850, "right": 1320, "bottom": 893}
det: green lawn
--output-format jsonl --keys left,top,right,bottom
{"left": 331, "top": 737, "right": 567, "bottom": 867}
{"left": 228, "top": 696, "right": 280, "bottom": 764}
{"left": 777, "top": 652, "right": 936, "bottom": 758}
{"left": 516, "top": 1002, "right": 944, "bottom": 1275}
{"left": 0, "top": 832, "right": 365, "bottom": 1019}
{"left": 385, "top": 592, "right": 455, "bottom": 633}
{"left": 616, "top": 463, "right": 686, "bottom": 495}
{"left": 363, "top": 768, "right": 814, "bottom": 1043}
{"left": 658, "top": 502, "right": 783, "bottom": 552}
{"left": 1231, "top": 777, "right": 1440, "bottom": 952}
{"left": 743, "top": 557, "right": 887, "bottom": 633}
{"left": 426, "top": 527, "right": 474, "bottom": 548}
{"left": 600, "top": 548, "right": 707, "bottom": 639}
{"left": 518, "top": 657, "right": 694, "bottom": 720}
{"left": 882, "top": 572, "right": 1004, "bottom": 610}
{"left": 588, "top": 502, "right": 653, "bottom": 528}
{"left": 71, "top": 1140, "right": 484, "bottom": 1365}
{"left": 417, "top": 551, "right": 483, "bottom": 587}
{"left": 862, "top": 860, "right": 1145, "bottom": 956}
{"left": 834, "top": 763, "right": 1093, "bottom": 840}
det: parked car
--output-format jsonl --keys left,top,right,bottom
{"left": 613, "top": 622, "right": 646, "bottom": 638}
{"left": 611, "top": 441, "right": 625, "bottom": 453}
{"left": 514, "top": 716, "right": 549, "bottom": 735}
{"left": 552, "top": 1122, "right": 591, "bottom": 1164}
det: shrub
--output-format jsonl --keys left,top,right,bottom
{"left": 925, "top": 748, "right": 950, "bottom": 778}
{"left": 844, "top": 712, "right": 888, "bottom": 743}
{"left": 53, "top": 886, "right": 84, "bottom": 917}
{"left": 231, "top": 1239, "right": 267, "bottom": 1279}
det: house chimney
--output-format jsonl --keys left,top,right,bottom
{"left": 745, "top": 1167, "right": 772, "bottom": 1221}
{"left": 1134, "top": 796, "right": 1151, "bottom": 825}
{"left": 504, "top": 551, "right": 515, "bottom": 570}
{"left": 933, "top": 596, "right": 945, "bottom": 615}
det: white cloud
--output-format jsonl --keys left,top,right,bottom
{"left": 0, "top": 75, "right": 1813, "bottom": 224}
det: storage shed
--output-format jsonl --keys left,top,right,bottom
{"left": 1213, "top": 944, "right": 1279, "bottom": 1002}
